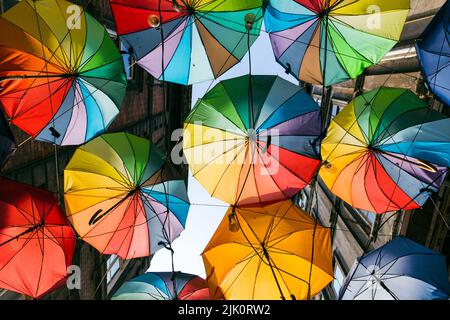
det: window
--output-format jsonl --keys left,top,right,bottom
{"left": 358, "top": 209, "right": 376, "bottom": 225}
{"left": 297, "top": 190, "right": 308, "bottom": 210}
{"left": 106, "top": 255, "right": 120, "bottom": 284}
{"left": 331, "top": 104, "right": 341, "bottom": 119}
{"left": 120, "top": 43, "right": 134, "bottom": 81}
{"left": 1, "top": 0, "right": 19, "bottom": 13}
{"left": 332, "top": 263, "right": 345, "bottom": 297}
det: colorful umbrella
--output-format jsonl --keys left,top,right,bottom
{"left": 112, "top": 272, "right": 210, "bottom": 300}
{"left": 202, "top": 200, "right": 333, "bottom": 300}
{"left": 64, "top": 133, "right": 189, "bottom": 259}
{"left": 264, "top": 0, "right": 410, "bottom": 86}
{"left": 0, "top": 0, "right": 126, "bottom": 145}
{"left": 109, "top": 0, "right": 264, "bottom": 85}
{"left": 339, "top": 237, "right": 450, "bottom": 300}
{"left": 416, "top": 1, "right": 450, "bottom": 106}
{"left": 0, "top": 111, "right": 15, "bottom": 167}
{"left": 183, "top": 75, "right": 322, "bottom": 206}
{"left": 320, "top": 87, "right": 450, "bottom": 214}
{"left": 0, "top": 177, "right": 76, "bottom": 299}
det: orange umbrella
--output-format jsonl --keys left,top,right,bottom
{"left": 202, "top": 200, "right": 333, "bottom": 300}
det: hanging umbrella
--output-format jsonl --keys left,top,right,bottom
{"left": 0, "top": 177, "right": 76, "bottom": 299}
{"left": 320, "top": 87, "right": 450, "bottom": 214}
{"left": 183, "top": 75, "right": 322, "bottom": 206}
{"left": 112, "top": 272, "right": 210, "bottom": 300}
{"left": 0, "top": 111, "right": 15, "bottom": 167}
{"left": 64, "top": 132, "right": 190, "bottom": 260}
{"left": 339, "top": 237, "right": 450, "bottom": 300}
{"left": 0, "top": 0, "right": 127, "bottom": 145}
{"left": 109, "top": 0, "right": 264, "bottom": 85}
{"left": 416, "top": 1, "right": 450, "bottom": 106}
{"left": 202, "top": 200, "right": 333, "bottom": 300}
{"left": 264, "top": 0, "right": 410, "bottom": 86}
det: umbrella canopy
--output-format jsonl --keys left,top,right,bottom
{"left": 320, "top": 87, "right": 450, "bottom": 214}
{"left": 112, "top": 272, "right": 210, "bottom": 300}
{"left": 183, "top": 75, "right": 322, "bottom": 206}
{"left": 0, "top": 0, "right": 126, "bottom": 145}
{"left": 264, "top": 0, "right": 409, "bottom": 86}
{"left": 202, "top": 200, "right": 333, "bottom": 300}
{"left": 0, "top": 111, "right": 15, "bottom": 167}
{"left": 416, "top": 1, "right": 450, "bottom": 106}
{"left": 339, "top": 237, "right": 450, "bottom": 300}
{"left": 109, "top": 0, "right": 264, "bottom": 85}
{"left": 64, "top": 133, "right": 190, "bottom": 259}
{"left": 0, "top": 177, "right": 76, "bottom": 299}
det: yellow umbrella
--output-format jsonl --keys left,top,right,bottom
{"left": 202, "top": 200, "right": 333, "bottom": 300}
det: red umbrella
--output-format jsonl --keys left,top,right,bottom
{"left": 0, "top": 177, "right": 76, "bottom": 298}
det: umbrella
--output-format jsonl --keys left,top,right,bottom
{"left": 109, "top": 0, "right": 264, "bottom": 85}
{"left": 0, "top": 177, "right": 76, "bottom": 299}
{"left": 202, "top": 200, "right": 333, "bottom": 300}
{"left": 0, "top": 0, "right": 127, "bottom": 145}
{"left": 0, "top": 111, "right": 15, "bottom": 167}
{"left": 112, "top": 272, "right": 210, "bottom": 300}
{"left": 264, "top": 0, "right": 410, "bottom": 86}
{"left": 416, "top": 1, "right": 450, "bottom": 106}
{"left": 64, "top": 132, "right": 190, "bottom": 259}
{"left": 320, "top": 87, "right": 450, "bottom": 214}
{"left": 339, "top": 237, "right": 450, "bottom": 300}
{"left": 183, "top": 75, "right": 322, "bottom": 206}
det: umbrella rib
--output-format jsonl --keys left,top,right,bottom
{"left": 209, "top": 142, "right": 247, "bottom": 198}
{"left": 82, "top": 191, "right": 134, "bottom": 242}
{"left": 217, "top": 252, "right": 258, "bottom": 298}
{"left": 251, "top": 253, "right": 264, "bottom": 300}
{"left": 262, "top": 202, "right": 291, "bottom": 246}
{"left": 370, "top": 91, "right": 414, "bottom": 145}
{"left": 190, "top": 101, "right": 247, "bottom": 136}
{"left": 251, "top": 149, "right": 264, "bottom": 205}
{"left": 13, "top": 1, "right": 70, "bottom": 68}
{"left": 10, "top": 75, "right": 73, "bottom": 121}
{"left": 375, "top": 152, "right": 435, "bottom": 188}
{"left": 192, "top": 140, "right": 246, "bottom": 177}
{"left": 0, "top": 225, "right": 40, "bottom": 281}
{"left": 36, "top": 0, "right": 71, "bottom": 68}
{"left": 265, "top": 144, "right": 318, "bottom": 185}
{"left": 6, "top": 1, "right": 87, "bottom": 119}
{"left": 218, "top": 82, "right": 250, "bottom": 132}
{"left": 75, "top": 27, "right": 107, "bottom": 72}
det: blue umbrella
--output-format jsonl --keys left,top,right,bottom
{"left": 0, "top": 111, "right": 15, "bottom": 168}
{"left": 416, "top": 1, "right": 450, "bottom": 106}
{"left": 111, "top": 272, "right": 210, "bottom": 300}
{"left": 339, "top": 237, "right": 450, "bottom": 300}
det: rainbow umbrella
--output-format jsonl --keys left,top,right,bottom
{"left": 0, "top": 177, "right": 76, "bottom": 299}
{"left": 264, "top": 0, "right": 410, "bottom": 86}
{"left": 202, "top": 200, "right": 333, "bottom": 300}
{"left": 183, "top": 75, "right": 322, "bottom": 206}
{"left": 0, "top": 0, "right": 126, "bottom": 145}
{"left": 320, "top": 87, "right": 450, "bottom": 214}
{"left": 109, "top": 0, "right": 264, "bottom": 85}
{"left": 416, "top": 1, "right": 450, "bottom": 106}
{"left": 112, "top": 272, "right": 210, "bottom": 300}
{"left": 64, "top": 133, "right": 190, "bottom": 259}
